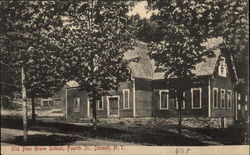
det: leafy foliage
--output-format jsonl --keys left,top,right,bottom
{"left": 0, "top": 1, "right": 69, "bottom": 98}
{"left": 146, "top": 0, "right": 248, "bottom": 80}
{"left": 61, "top": 1, "right": 135, "bottom": 99}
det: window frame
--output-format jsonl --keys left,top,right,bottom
{"left": 220, "top": 89, "right": 226, "bottom": 109}
{"left": 213, "top": 88, "right": 219, "bottom": 109}
{"left": 97, "top": 97, "right": 104, "bottom": 110}
{"left": 238, "top": 94, "right": 241, "bottom": 100}
{"left": 218, "top": 56, "right": 227, "bottom": 77}
{"left": 227, "top": 90, "right": 232, "bottom": 109}
{"left": 123, "top": 89, "right": 130, "bottom": 109}
{"left": 191, "top": 88, "right": 202, "bottom": 109}
{"left": 245, "top": 95, "right": 248, "bottom": 102}
{"left": 159, "top": 90, "right": 169, "bottom": 110}
{"left": 238, "top": 104, "right": 241, "bottom": 110}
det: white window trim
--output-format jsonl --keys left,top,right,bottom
{"left": 159, "top": 90, "right": 169, "bottom": 110}
{"left": 218, "top": 56, "right": 227, "bottom": 77}
{"left": 227, "top": 90, "right": 232, "bottom": 109}
{"left": 238, "top": 104, "right": 241, "bottom": 110}
{"left": 107, "top": 95, "right": 120, "bottom": 116}
{"left": 123, "top": 89, "right": 130, "bottom": 109}
{"left": 245, "top": 104, "right": 248, "bottom": 111}
{"left": 238, "top": 94, "right": 241, "bottom": 100}
{"left": 213, "top": 88, "right": 219, "bottom": 109}
{"left": 191, "top": 88, "right": 202, "bottom": 109}
{"left": 220, "top": 89, "right": 226, "bottom": 109}
{"left": 245, "top": 95, "right": 248, "bottom": 102}
{"left": 97, "top": 97, "right": 104, "bottom": 110}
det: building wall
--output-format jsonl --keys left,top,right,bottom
{"left": 235, "top": 91, "right": 249, "bottom": 121}
{"left": 66, "top": 88, "right": 89, "bottom": 119}
{"left": 65, "top": 80, "right": 135, "bottom": 119}
{"left": 135, "top": 78, "right": 153, "bottom": 117}
{"left": 210, "top": 63, "right": 235, "bottom": 118}
{"left": 152, "top": 86, "right": 209, "bottom": 117}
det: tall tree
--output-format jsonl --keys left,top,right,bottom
{"left": 147, "top": 0, "right": 248, "bottom": 134}
{"left": 62, "top": 0, "right": 135, "bottom": 129}
{"left": 0, "top": 1, "right": 69, "bottom": 123}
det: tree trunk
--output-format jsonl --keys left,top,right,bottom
{"left": 92, "top": 91, "right": 97, "bottom": 130}
{"left": 177, "top": 89, "right": 182, "bottom": 135}
{"left": 21, "top": 67, "right": 28, "bottom": 143}
{"left": 31, "top": 96, "right": 36, "bottom": 123}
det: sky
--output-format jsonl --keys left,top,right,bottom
{"left": 127, "top": 1, "right": 159, "bottom": 19}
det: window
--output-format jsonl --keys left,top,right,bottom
{"left": 238, "top": 104, "right": 241, "bottom": 110}
{"left": 238, "top": 94, "right": 241, "bottom": 100}
{"left": 160, "top": 90, "right": 169, "bottom": 110}
{"left": 213, "top": 88, "right": 218, "bottom": 108}
{"left": 221, "top": 89, "right": 225, "bottom": 109}
{"left": 182, "top": 92, "right": 186, "bottom": 109}
{"left": 73, "top": 98, "right": 80, "bottom": 112}
{"left": 123, "top": 89, "right": 130, "bottom": 109}
{"left": 218, "top": 57, "right": 227, "bottom": 77}
{"left": 227, "top": 90, "right": 232, "bottom": 109}
{"left": 245, "top": 104, "right": 248, "bottom": 111}
{"left": 191, "top": 88, "right": 202, "bottom": 109}
{"left": 42, "top": 98, "right": 53, "bottom": 107}
{"left": 245, "top": 95, "right": 248, "bottom": 102}
{"left": 98, "top": 97, "right": 104, "bottom": 110}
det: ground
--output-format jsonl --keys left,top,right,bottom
{"left": 1, "top": 108, "right": 248, "bottom": 146}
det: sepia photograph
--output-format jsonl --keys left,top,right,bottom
{"left": 0, "top": 0, "right": 249, "bottom": 155}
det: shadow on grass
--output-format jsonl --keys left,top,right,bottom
{"left": 1, "top": 116, "right": 207, "bottom": 146}
{"left": 195, "top": 125, "right": 248, "bottom": 145}
{"left": 2, "top": 134, "right": 86, "bottom": 146}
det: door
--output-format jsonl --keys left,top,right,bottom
{"left": 108, "top": 96, "right": 119, "bottom": 116}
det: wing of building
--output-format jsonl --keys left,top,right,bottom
{"left": 40, "top": 40, "right": 247, "bottom": 127}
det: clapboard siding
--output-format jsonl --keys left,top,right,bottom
{"left": 210, "top": 64, "right": 234, "bottom": 118}
{"left": 152, "top": 86, "right": 209, "bottom": 117}
{"left": 135, "top": 90, "right": 152, "bottom": 117}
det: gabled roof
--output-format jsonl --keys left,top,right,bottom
{"left": 124, "top": 40, "right": 154, "bottom": 79}
{"left": 64, "top": 40, "right": 238, "bottom": 84}
{"left": 153, "top": 50, "right": 220, "bottom": 80}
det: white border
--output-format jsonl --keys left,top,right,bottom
{"left": 227, "top": 90, "right": 232, "bottom": 109}
{"left": 220, "top": 89, "right": 226, "bottom": 109}
{"left": 159, "top": 90, "right": 169, "bottom": 110}
{"left": 123, "top": 89, "right": 130, "bottom": 109}
{"left": 107, "top": 95, "right": 120, "bottom": 117}
{"left": 213, "top": 88, "right": 219, "bottom": 109}
{"left": 191, "top": 88, "right": 202, "bottom": 109}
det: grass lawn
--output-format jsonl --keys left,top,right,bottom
{"left": 1, "top": 115, "right": 248, "bottom": 146}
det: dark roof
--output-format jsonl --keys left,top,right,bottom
{"left": 65, "top": 40, "right": 238, "bottom": 84}
{"left": 124, "top": 40, "right": 154, "bottom": 79}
